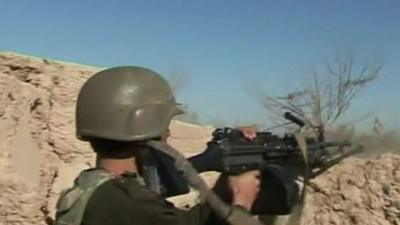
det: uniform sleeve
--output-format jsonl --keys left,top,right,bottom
{"left": 82, "top": 177, "right": 225, "bottom": 225}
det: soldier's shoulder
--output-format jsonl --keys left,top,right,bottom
{"left": 92, "top": 173, "right": 157, "bottom": 202}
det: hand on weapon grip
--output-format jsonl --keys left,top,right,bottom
{"left": 228, "top": 170, "right": 261, "bottom": 211}
{"left": 236, "top": 125, "right": 258, "bottom": 140}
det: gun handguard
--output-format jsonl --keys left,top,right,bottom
{"left": 189, "top": 128, "right": 298, "bottom": 174}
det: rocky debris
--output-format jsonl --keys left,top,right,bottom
{"left": 299, "top": 153, "right": 400, "bottom": 225}
{"left": 0, "top": 52, "right": 399, "bottom": 225}
{"left": 0, "top": 52, "right": 100, "bottom": 225}
{"left": 0, "top": 173, "right": 43, "bottom": 225}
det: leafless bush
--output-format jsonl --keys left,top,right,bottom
{"left": 260, "top": 55, "right": 382, "bottom": 140}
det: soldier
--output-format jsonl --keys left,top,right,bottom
{"left": 55, "top": 66, "right": 261, "bottom": 225}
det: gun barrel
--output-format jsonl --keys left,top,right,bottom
{"left": 322, "top": 141, "right": 351, "bottom": 147}
{"left": 311, "top": 145, "right": 363, "bottom": 178}
{"left": 307, "top": 141, "right": 351, "bottom": 150}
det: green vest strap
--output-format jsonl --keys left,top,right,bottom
{"left": 55, "top": 169, "right": 115, "bottom": 225}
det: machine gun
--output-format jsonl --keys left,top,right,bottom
{"left": 143, "top": 112, "right": 363, "bottom": 215}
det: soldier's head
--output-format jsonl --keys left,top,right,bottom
{"left": 75, "top": 66, "right": 182, "bottom": 158}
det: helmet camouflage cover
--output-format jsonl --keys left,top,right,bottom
{"left": 76, "top": 66, "right": 182, "bottom": 141}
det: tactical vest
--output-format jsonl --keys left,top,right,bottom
{"left": 54, "top": 169, "right": 116, "bottom": 225}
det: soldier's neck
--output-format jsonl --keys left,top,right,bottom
{"left": 96, "top": 156, "right": 138, "bottom": 175}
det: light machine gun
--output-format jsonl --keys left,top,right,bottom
{"left": 142, "top": 112, "right": 363, "bottom": 215}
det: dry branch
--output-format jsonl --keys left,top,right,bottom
{"left": 261, "top": 56, "right": 381, "bottom": 140}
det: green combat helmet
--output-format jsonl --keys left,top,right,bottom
{"left": 76, "top": 66, "right": 183, "bottom": 141}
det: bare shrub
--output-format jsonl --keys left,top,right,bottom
{"left": 259, "top": 55, "right": 382, "bottom": 141}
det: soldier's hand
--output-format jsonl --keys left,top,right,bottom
{"left": 235, "top": 125, "right": 257, "bottom": 140}
{"left": 228, "top": 170, "right": 261, "bottom": 210}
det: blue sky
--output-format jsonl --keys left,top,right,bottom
{"left": 1, "top": 0, "right": 399, "bottom": 129}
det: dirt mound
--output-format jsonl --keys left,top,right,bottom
{"left": 0, "top": 52, "right": 398, "bottom": 225}
{"left": 300, "top": 154, "right": 400, "bottom": 225}
{"left": 0, "top": 52, "right": 92, "bottom": 225}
